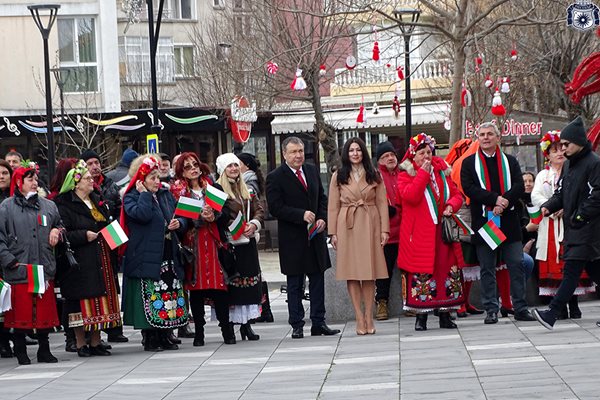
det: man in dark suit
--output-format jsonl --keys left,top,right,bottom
{"left": 461, "top": 122, "right": 535, "bottom": 324}
{"left": 266, "top": 136, "right": 340, "bottom": 339}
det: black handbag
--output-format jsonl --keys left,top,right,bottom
{"left": 178, "top": 243, "right": 195, "bottom": 265}
{"left": 217, "top": 242, "right": 237, "bottom": 276}
{"left": 441, "top": 216, "right": 460, "bottom": 244}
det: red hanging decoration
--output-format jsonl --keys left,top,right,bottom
{"left": 266, "top": 61, "right": 278, "bottom": 76}
{"left": 484, "top": 74, "right": 493, "bottom": 88}
{"left": 491, "top": 89, "right": 506, "bottom": 116}
{"left": 461, "top": 84, "right": 472, "bottom": 107}
{"left": 565, "top": 52, "right": 600, "bottom": 104}
{"left": 319, "top": 64, "right": 326, "bottom": 76}
{"left": 372, "top": 41, "right": 380, "bottom": 62}
{"left": 397, "top": 66, "right": 404, "bottom": 80}
{"left": 290, "top": 69, "right": 307, "bottom": 91}
{"left": 356, "top": 105, "right": 365, "bottom": 123}
{"left": 475, "top": 56, "right": 483, "bottom": 73}
{"left": 501, "top": 77, "right": 510, "bottom": 93}
{"left": 511, "top": 48, "right": 518, "bottom": 61}
{"left": 345, "top": 55, "right": 357, "bottom": 70}
{"left": 392, "top": 96, "right": 401, "bottom": 118}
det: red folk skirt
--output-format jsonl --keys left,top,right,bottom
{"left": 184, "top": 225, "right": 227, "bottom": 292}
{"left": 402, "top": 225, "right": 465, "bottom": 312}
{"left": 4, "top": 280, "right": 59, "bottom": 331}
{"left": 538, "top": 218, "right": 594, "bottom": 296}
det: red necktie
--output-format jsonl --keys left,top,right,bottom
{"left": 296, "top": 169, "right": 307, "bottom": 190}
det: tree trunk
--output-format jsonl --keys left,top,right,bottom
{"left": 449, "top": 39, "right": 466, "bottom": 146}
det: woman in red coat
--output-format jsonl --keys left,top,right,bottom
{"left": 397, "top": 133, "right": 465, "bottom": 331}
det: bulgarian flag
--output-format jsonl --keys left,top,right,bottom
{"left": 307, "top": 222, "right": 319, "bottom": 240}
{"left": 228, "top": 211, "right": 246, "bottom": 240}
{"left": 0, "top": 279, "right": 11, "bottom": 312}
{"left": 100, "top": 220, "right": 129, "bottom": 250}
{"left": 527, "top": 205, "right": 543, "bottom": 224}
{"left": 452, "top": 214, "right": 474, "bottom": 235}
{"left": 26, "top": 264, "right": 45, "bottom": 295}
{"left": 478, "top": 220, "right": 506, "bottom": 250}
{"left": 174, "top": 196, "right": 203, "bottom": 219}
{"left": 205, "top": 184, "right": 228, "bottom": 212}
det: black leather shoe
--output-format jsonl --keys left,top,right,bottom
{"left": 65, "top": 339, "right": 77, "bottom": 353}
{"left": 556, "top": 306, "right": 569, "bottom": 320}
{"left": 97, "top": 340, "right": 112, "bottom": 351}
{"left": 167, "top": 331, "right": 182, "bottom": 345}
{"left": 500, "top": 307, "right": 515, "bottom": 318}
{"left": 466, "top": 305, "right": 484, "bottom": 315}
{"left": 439, "top": 312, "right": 457, "bottom": 329}
{"left": 310, "top": 324, "right": 340, "bottom": 336}
{"left": 90, "top": 345, "right": 112, "bottom": 356}
{"left": 178, "top": 325, "right": 195, "bottom": 338}
{"left": 77, "top": 345, "right": 92, "bottom": 358}
{"left": 107, "top": 334, "right": 129, "bottom": 343}
{"left": 415, "top": 313, "right": 428, "bottom": 331}
{"left": 0, "top": 342, "right": 13, "bottom": 358}
{"left": 484, "top": 312, "right": 498, "bottom": 324}
{"left": 291, "top": 327, "right": 304, "bottom": 339}
{"left": 514, "top": 310, "right": 536, "bottom": 321}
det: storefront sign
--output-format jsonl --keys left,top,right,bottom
{"left": 465, "top": 119, "right": 543, "bottom": 138}
{"left": 229, "top": 95, "right": 257, "bottom": 144}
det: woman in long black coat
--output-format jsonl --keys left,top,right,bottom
{"left": 55, "top": 160, "right": 122, "bottom": 357}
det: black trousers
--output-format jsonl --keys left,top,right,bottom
{"left": 550, "top": 259, "right": 600, "bottom": 311}
{"left": 286, "top": 272, "right": 325, "bottom": 329}
{"left": 189, "top": 289, "right": 230, "bottom": 328}
{"left": 376, "top": 243, "right": 399, "bottom": 301}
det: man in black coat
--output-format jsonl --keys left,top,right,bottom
{"left": 534, "top": 116, "right": 600, "bottom": 330}
{"left": 461, "top": 122, "right": 535, "bottom": 324}
{"left": 266, "top": 136, "right": 340, "bottom": 339}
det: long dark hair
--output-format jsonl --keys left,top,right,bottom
{"left": 336, "top": 137, "right": 381, "bottom": 186}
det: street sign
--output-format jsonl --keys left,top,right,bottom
{"left": 146, "top": 134, "right": 159, "bottom": 154}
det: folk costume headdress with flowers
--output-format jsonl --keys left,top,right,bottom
{"left": 473, "top": 131, "right": 512, "bottom": 217}
{"left": 540, "top": 131, "right": 561, "bottom": 161}
{"left": 401, "top": 133, "right": 450, "bottom": 225}
{"left": 10, "top": 159, "right": 39, "bottom": 196}
{"left": 118, "top": 156, "right": 160, "bottom": 253}
{"left": 58, "top": 159, "right": 88, "bottom": 194}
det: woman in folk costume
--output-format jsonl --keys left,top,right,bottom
{"left": 532, "top": 132, "right": 594, "bottom": 318}
{"left": 55, "top": 160, "right": 122, "bottom": 357}
{"left": 328, "top": 137, "right": 389, "bottom": 335}
{"left": 170, "top": 152, "right": 236, "bottom": 346}
{"left": 216, "top": 153, "right": 264, "bottom": 341}
{"left": 0, "top": 162, "right": 62, "bottom": 365}
{"left": 121, "top": 155, "right": 188, "bottom": 352}
{"left": 398, "top": 133, "right": 465, "bottom": 331}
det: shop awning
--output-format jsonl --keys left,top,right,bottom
{"left": 271, "top": 101, "right": 448, "bottom": 134}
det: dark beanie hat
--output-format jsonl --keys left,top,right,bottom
{"left": 561, "top": 116, "right": 588, "bottom": 146}
{"left": 122, "top": 148, "right": 139, "bottom": 167}
{"left": 376, "top": 141, "right": 396, "bottom": 160}
{"left": 80, "top": 149, "right": 100, "bottom": 162}
{"left": 237, "top": 152, "right": 259, "bottom": 172}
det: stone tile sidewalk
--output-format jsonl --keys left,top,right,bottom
{"left": 2, "top": 290, "right": 600, "bottom": 399}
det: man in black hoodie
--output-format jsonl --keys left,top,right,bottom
{"left": 533, "top": 116, "right": 600, "bottom": 330}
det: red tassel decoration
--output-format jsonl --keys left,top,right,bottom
{"left": 392, "top": 96, "right": 401, "bottom": 118}
{"left": 461, "top": 85, "right": 472, "bottom": 107}
{"left": 397, "top": 66, "right": 404, "bottom": 80}
{"left": 491, "top": 89, "right": 506, "bottom": 116}
{"left": 484, "top": 75, "right": 493, "bottom": 88}
{"left": 565, "top": 52, "right": 600, "bottom": 104}
{"left": 356, "top": 105, "right": 365, "bottom": 123}
{"left": 372, "top": 41, "right": 380, "bottom": 62}
{"left": 511, "top": 49, "right": 518, "bottom": 61}
{"left": 501, "top": 77, "right": 510, "bottom": 93}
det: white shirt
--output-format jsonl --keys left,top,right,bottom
{"left": 287, "top": 164, "right": 307, "bottom": 185}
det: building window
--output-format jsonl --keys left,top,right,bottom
{"left": 233, "top": 14, "right": 253, "bottom": 39}
{"left": 213, "top": 0, "right": 224, "bottom": 8}
{"left": 152, "top": 0, "right": 194, "bottom": 19}
{"left": 58, "top": 17, "right": 98, "bottom": 92}
{"left": 119, "top": 36, "right": 175, "bottom": 84}
{"left": 174, "top": 45, "right": 194, "bottom": 77}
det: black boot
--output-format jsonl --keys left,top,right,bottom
{"left": 557, "top": 305, "right": 569, "bottom": 320}
{"left": 0, "top": 324, "right": 13, "bottom": 358}
{"left": 167, "top": 329, "right": 181, "bottom": 345}
{"left": 178, "top": 324, "right": 195, "bottom": 338}
{"left": 415, "top": 313, "right": 428, "bottom": 331}
{"left": 239, "top": 323, "right": 260, "bottom": 341}
{"left": 255, "top": 282, "right": 274, "bottom": 323}
{"left": 64, "top": 328, "right": 77, "bottom": 353}
{"left": 439, "top": 311, "right": 458, "bottom": 329}
{"left": 221, "top": 322, "right": 236, "bottom": 345}
{"left": 569, "top": 296, "right": 582, "bottom": 319}
{"left": 143, "top": 329, "right": 163, "bottom": 352}
{"left": 36, "top": 332, "right": 58, "bottom": 363}
{"left": 193, "top": 325, "right": 205, "bottom": 347}
{"left": 158, "top": 330, "right": 179, "bottom": 350}
{"left": 13, "top": 332, "right": 30, "bottom": 365}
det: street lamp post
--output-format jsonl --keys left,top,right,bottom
{"left": 28, "top": 4, "right": 60, "bottom": 180}
{"left": 146, "top": 0, "right": 165, "bottom": 139}
{"left": 394, "top": 8, "right": 421, "bottom": 149}
{"left": 51, "top": 67, "right": 71, "bottom": 158}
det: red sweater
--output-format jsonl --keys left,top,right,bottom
{"left": 378, "top": 163, "right": 401, "bottom": 244}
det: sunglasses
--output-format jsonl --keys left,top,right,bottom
{"left": 560, "top": 141, "right": 571, "bottom": 148}
{"left": 183, "top": 162, "right": 199, "bottom": 171}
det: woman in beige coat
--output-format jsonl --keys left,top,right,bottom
{"left": 329, "top": 137, "right": 389, "bottom": 335}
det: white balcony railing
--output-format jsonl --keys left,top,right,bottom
{"left": 332, "top": 59, "right": 453, "bottom": 87}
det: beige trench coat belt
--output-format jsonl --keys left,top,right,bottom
{"left": 343, "top": 200, "right": 375, "bottom": 229}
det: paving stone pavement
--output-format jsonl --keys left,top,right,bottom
{"left": 2, "top": 291, "right": 600, "bottom": 399}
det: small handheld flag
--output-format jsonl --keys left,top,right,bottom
{"left": 0, "top": 279, "right": 11, "bottom": 312}
{"left": 205, "top": 184, "right": 228, "bottom": 212}
{"left": 527, "top": 205, "right": 543, "bottom": 224}
{"left": 26, "top": 264, "right": 45, "bottom": 295}
{"left": 174, "top": 196, "right": 203, "bottom": 219}
{"left": 228, "top": 211, "right": 246, "bottom": 240}
{"left": 100, "top": 220, "right": 129, "bottom": 250}
{"left": 307, "top": 222, "right": 319, "bottom": 240}
{"left": 478, "top": 220, "right": 506, "bottom": 250}
{"left": 452, "top": 214, "right": 474, "bottom": 235}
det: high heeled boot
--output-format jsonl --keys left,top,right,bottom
{"left": 193, "top": 325, "right": 205, "bottom": 347}
{"left": 439, "top": 311, "right": 458, "bottom": 329}
{"left": 569, "top": 296, "right": 582, "bottom": 319}
{"left": 255, "top": 282, "right": 274, "bottom": 323}
{"left": 142, "top": 329, "right": 163, "bottom": 352}
{"left": 239, "top": 323, "right": 260, "bottom": 341}
{"left": 415, "top": 313, "right": 428, "bottom": 331}
{"left": 0, "top": 323, "right": 12, "bottom": 358}
{"left": 13, "top": 332, "right": 30, "bottom": 365}
{"left": 221, "top": 322, "right": 236, "bottom": 345}
{"left": 36, "top": 332, "right": 58, "bottom": 363}
{"left": 158, "top": 330, "right": 179, "bottom": 350}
